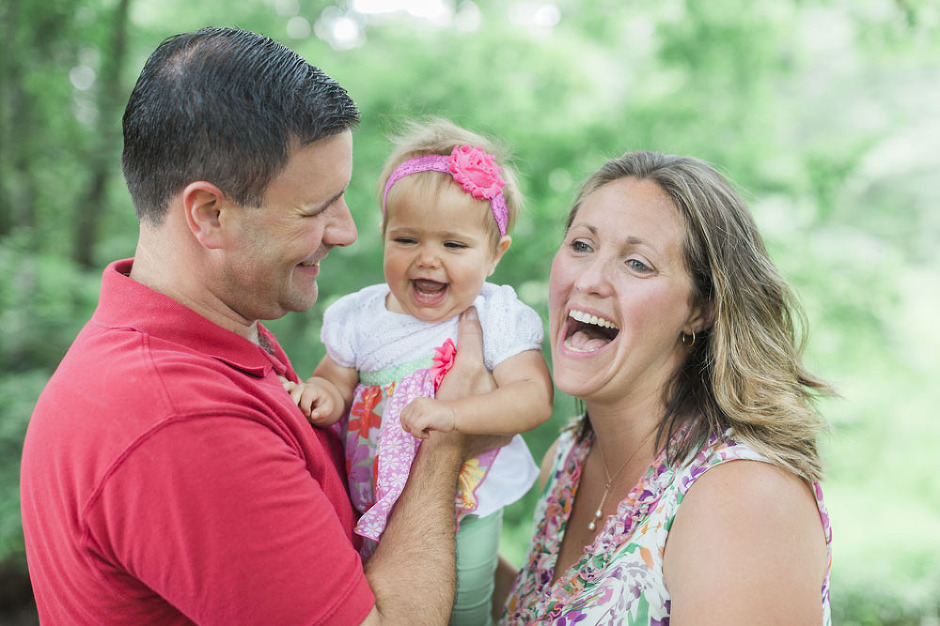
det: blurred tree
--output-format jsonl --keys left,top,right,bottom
{"left": 1, "top": 0, "right": 938, "bottom": 622}
{"left": 72, "top": 0, "right": 131, "bottom": 268}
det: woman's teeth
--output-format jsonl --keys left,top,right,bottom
{"left": 563, "top": 309, "right": 620, "bottom": 353}
{"left": 569, "top": 309, "right": 617, "bottom": 329}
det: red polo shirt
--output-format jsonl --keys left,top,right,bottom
{"left": 21, "top": 259, "right": 374, "bottom": 624}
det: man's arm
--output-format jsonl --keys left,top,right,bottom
{"left": 359, "top": 307, "right": 505, "bottom": 624}
{"left": 360, "top": 432, "right": 464, "bottom": 623}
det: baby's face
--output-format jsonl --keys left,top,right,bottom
{"left": 383, "top": 179, "right": 509, "bottom": 323}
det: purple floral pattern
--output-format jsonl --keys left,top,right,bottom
{"left": 344, "top": 360, "right": 499, "bottom": 561}
{"left": 500, "top": 427, "right": 833, "bottom": 625}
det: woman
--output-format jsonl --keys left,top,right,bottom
{"left": 497, "top": 151, "right": 833, "bottom": 624}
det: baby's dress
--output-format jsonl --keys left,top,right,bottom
{"left": 500, "top": 426, "right": 833, "bottom": 625}
{"left": 321, "top": 282, "right": 543, "bottom": 557}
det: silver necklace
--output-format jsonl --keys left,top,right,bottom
{"left": 588, "top": 429, "right": 655, "bottom": 531}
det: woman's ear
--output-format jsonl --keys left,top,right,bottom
{"left": 182, "top": 181, "right": 227, "bottom": 249}
{"left": 685, "top": 299, "right": 715, "bottom": 336}
{"left": 487, "top": 236, "right": 512, "bottom": 276}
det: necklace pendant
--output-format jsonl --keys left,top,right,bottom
{"left": 589, "top": 508, "right": 603, "bottom": 532}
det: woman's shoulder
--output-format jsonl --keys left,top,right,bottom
{"left": 674, "top": 432, "right": 825, "bottom": 560}
{"left": 538, "top": 426, "right": 587, "bottom": 490}
{"left": 680, "top": 457, "right": 819, "bottom": 520}
{"left": 664, "top": 456, "right": 829, "bottom": 621}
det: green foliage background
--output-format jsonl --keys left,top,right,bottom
{"left": 2, "top": 0, "right": 938, "bottom": 623}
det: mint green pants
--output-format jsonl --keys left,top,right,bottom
{"left": 450, "top": 509, "right": 503, "bottom": 626}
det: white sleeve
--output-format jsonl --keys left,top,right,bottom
{"left": 477, "top": 283, "right": 545, "bottom": 370}
{"left": 320, "top": 290, "right": 366, "bottom": 369}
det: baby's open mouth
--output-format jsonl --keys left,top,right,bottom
{"left": 564, "top": 310, "right": 620, "bottom": 353}
{"left": 412, "top": 279, "right": 446, "bottom": 294}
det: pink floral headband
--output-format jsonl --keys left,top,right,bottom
{"left": 382, "top": 145, "right": 509, "bottom": 236}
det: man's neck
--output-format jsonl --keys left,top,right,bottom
{"left": 131, "top": 233, "right": 261, "bottom": 344}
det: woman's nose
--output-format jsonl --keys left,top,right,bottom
{"left": 573, "top": 256, "right": 613, "bottom": 296}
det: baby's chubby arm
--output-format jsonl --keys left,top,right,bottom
{"left": 400, "top": 348, "right": 553, "bottom": 439}
{"left": 399, "top": 398, "right": 456, "bottom": 439}
{"left": 282, "top": 355, "right": 358, "bottom": 426}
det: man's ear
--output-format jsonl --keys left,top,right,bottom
{"left": 487, "top": 236, "right": 512, "bottom": 276}
{"left": 182, "top": 181, "right": 227, "bottom": 250}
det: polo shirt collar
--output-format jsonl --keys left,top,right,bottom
{"left": 94, "top": 259, "right": 293, "bottom": 378}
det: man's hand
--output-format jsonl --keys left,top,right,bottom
{"left": 436, "top": 307, "right": 496, "bottom": 401}
{"left": 430, "top": 307, "right": 510, "bottom": 458}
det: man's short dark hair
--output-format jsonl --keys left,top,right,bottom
{"left": 122, "top": 27, "right": 360, "bottom": 223}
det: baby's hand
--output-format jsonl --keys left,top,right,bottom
{"left": 400, "top": 398, "right": 457, "bottom": 439}
{"left": 283, "top": 378, "right": 340, "bottom": 427}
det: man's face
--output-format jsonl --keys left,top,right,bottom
{"left": 217, "top": 131, "right": 357, "bottom": 325}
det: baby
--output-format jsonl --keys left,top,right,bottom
{"left": 284, "top": 119, "right": 552, "bottom": 625}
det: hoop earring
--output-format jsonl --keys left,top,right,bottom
{"left": 681, "top": 330, "right": 696, "bottom": 347}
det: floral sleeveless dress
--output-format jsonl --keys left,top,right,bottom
{"left": 499, "top": 427, "right": 833, "bottom": 625}
{"left": 321, "top": 282, "right": 543, "bottom": 558}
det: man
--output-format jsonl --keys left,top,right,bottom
{"left": 21, "top": 27, "right": 492, "bottom": 624}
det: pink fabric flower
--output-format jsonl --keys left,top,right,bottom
{"left": 448, "top": 146, "right": 505, "bottom": 200}
{"left": 431, "top": 338, "right": 457, "bottom": 391}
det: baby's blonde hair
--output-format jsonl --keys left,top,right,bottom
{"left": 377, "top": 117, "right": 523, "bottom": 248}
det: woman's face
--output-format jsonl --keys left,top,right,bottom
{"left": 548, "top": 177, "right": 707, "bottom": 410}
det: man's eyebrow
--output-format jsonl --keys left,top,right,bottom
{"left": 308, "top": 187, "right": 347, "bottom": 215}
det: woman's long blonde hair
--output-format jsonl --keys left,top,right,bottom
{"left": 568, "top": 151, "right": 832, "bottom": 482}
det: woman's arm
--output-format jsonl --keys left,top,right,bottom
{"left": 490, "top": 437, "right": 560, "bottom": 621}
{"left": 491, "top": 554, "right": 520, "bottom": 621}
{"left": 538, "top": 438, "right": 560, "bottom": 491}
{"left": 663, "top": 460, "right": 828, "bottom": 625}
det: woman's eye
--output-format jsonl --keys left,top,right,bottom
{"left": 570, "top": 239, "right": 592, "bottom": 253}
{"left": 627, "top": 258, "right": 651, "bottom": 273}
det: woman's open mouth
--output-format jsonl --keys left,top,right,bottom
{"left": 563, "top": 309, "right": 620, "bottom": 353}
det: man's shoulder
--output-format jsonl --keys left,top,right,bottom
{"left": 31, "top": 320, "right": 283, "bottom": 451}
